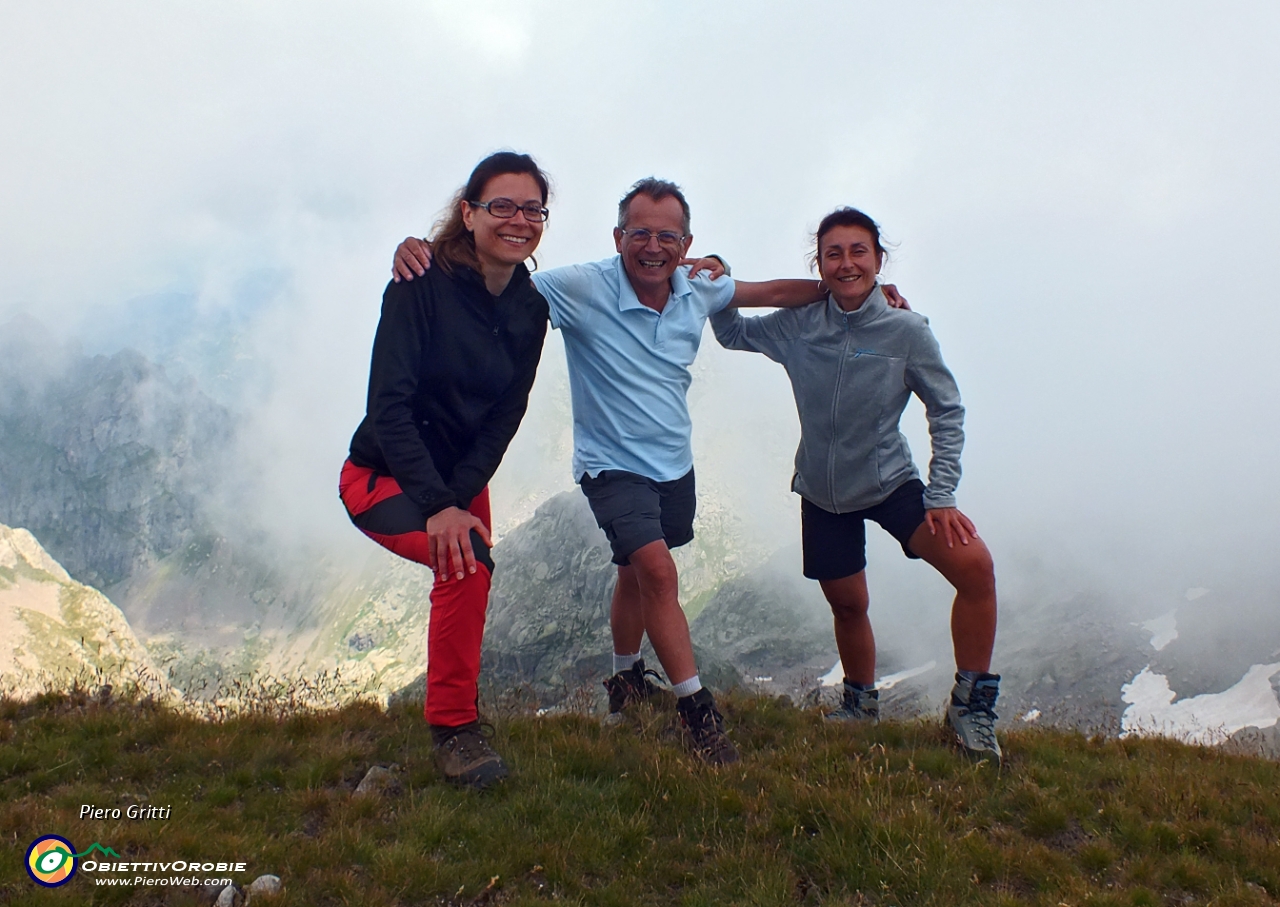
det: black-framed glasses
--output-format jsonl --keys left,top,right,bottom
{"left": 620, "top": 228, "right": 687, "bottom": 248}
{"left": 468, "top": 197, "right": 549, "bottom": 222}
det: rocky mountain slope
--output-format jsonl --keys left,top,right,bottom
{"left": 0, "top": 522, "right": 169, "bottom": 698}
{"left": 0, "top": 316, "right": 232, "bottom": 591}
{"left": 0, "top": 321, "right": 436, "bottom": 698}
{"left": 121, "top": 533, "right": 437, "bottom": 702}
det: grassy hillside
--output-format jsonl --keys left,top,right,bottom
{"left": 2, "top": 690, "right": 1278, "bottom": 906}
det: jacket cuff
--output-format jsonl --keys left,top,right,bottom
{"left": 922, "top": 490, "right": 956, "bottom": 510}
{"left": 419, "top": 496, "right": 460, "bottom": 522}
{"left": 449, "top": 488, "right": 478, "bottom": 513}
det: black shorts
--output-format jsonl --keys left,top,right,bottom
{"left": 801, "top": 479, "right": 927, "bottom": 581}
{"left": 579, "top": 468, "right": 696, "bottom": 566}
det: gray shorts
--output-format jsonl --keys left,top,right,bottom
{"left": 579, "top": 468, "right": 696, "bottom": 566}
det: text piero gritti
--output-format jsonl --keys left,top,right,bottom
{"left": 79, "top": 804, "right": 173, "bottom": 821}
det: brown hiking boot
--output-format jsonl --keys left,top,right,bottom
{"left": 602, "top": 658, "right": 665, "bottom": 726}
{"left": 677, "top": 688, "right": 739, "bottom": 766}
{"left": 432, "top": 723, "right": 509, "bottom": 789}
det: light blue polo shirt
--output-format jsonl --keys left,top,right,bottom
{"left": 531, "top": 255, "right": 736, "bottom": 483}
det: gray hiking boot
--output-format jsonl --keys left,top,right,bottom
{"left": 826, "top": 681, "right": 880, "bottom": 723}
{"left": 946, "top": 672, "right": 1002, "bottom": 762}
{"left": 677, "top": 688, "right": 740, "bottom": 766}
{"left": 602, "top": 658, "right": 664, "bottom": 726}
{"left": 433, "top": 723, "right": 509, "bottom": 789}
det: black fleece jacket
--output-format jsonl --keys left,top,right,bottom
{"left": 348, "top": 262, "right": 549, "bottom": 521}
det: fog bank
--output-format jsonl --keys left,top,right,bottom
{"left": 3, "top": 3, "right": 1279, "bottom": 637}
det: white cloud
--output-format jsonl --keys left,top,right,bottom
{"left": 2, "top": 1, "right": 1279, "bottom": 588}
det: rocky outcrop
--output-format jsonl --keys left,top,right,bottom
{"left": 0, "top": 317, "right": 233, "bottom": 590}
{"left": 481, "top": 490, "right": 621, "bottom": 692}
{"left": 993, "top": 591, "right": 1153, "bottom": 730}
{"left": 1223, "top": 724, "right": 1280, "bottom": 760}
{"left": 0, "top": 523, "right": 170, "bottom": 698}
{"left": 689, "top": 552, "right": 835, "bottom": 681}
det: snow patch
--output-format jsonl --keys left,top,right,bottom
{"left": 1140, "top": 611, "right": 1178, "bottom": 651}
{"left": 1021, "top": 709, "right": 1041, "bottom": 723}
{"left": 1185, "top": 587, "right": 1209, "bottom": 601}
{"left": 821, "top": 659, "right": 937, "bottom": 689}
{"left": 879, "top": 661, "right": 938, "bottom": 690}
{"left": 1120, "top": 662, "right": 1280, "bottom": 745}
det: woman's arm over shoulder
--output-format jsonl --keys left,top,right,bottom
{"left": 727, "top": 278, "right": 824, "bottom": 309}
{"left": 904, "top": 318, "right": 965, "bottom": 510}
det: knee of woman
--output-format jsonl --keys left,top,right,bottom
{"left": 957, "top": 554, "right": 996, "bottom": 597}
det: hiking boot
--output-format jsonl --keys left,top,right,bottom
{"left": 945, "top": 672, "right": 1002, "bottom": 762}
{"left": 826, "top": 681, "right": 880, "bottom": 723}
{"left": 677, "top": 688, "right": 740, "bottom": 766}
{"left": 602, "top": 658, "right": 664, "bottom": 726}
{"left": 433, "top": 723, "right": 509, "bottom": 789}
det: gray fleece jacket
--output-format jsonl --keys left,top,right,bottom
{"left": 710, "top": 285, "right": 964, "bottom": 513}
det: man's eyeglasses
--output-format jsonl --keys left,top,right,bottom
{"left": 620, "top": 228, "right": 687, "bottom": 248}
{"left": 469, "top": 198, "right": 550, "bottom": 222}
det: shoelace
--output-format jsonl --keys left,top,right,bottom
{"left": 961, "top": 686, "right": 999, "bottom": 748}
{"left": 969, "top": 683, "right": 999, "bottom": 716}
{"left": 961, "top": 710, "right": 998, "bottom": 750}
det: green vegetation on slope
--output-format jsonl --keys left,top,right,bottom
{"left": 2, "top": 691, "right": 1278, "bottom": 906}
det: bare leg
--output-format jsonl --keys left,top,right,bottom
{"left": 610, "top": 564, "right": 646, "bottom": 657}
{"left": 818, "top": 571, "right": 875, "bottom": 686}
{"left": 906, "top": 526, "right": 997, "bottom": 673}
{"left": 623, "top": 539, "right": 697, "bottom": 684}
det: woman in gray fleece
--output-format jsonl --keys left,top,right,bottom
{"left": 710, "top": 207, "right": 1002, "bottom": 761}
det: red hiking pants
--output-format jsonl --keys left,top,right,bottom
{"left": 339, "top": 459, "right": 492, "bottom": 728}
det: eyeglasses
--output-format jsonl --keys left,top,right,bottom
{"left": 468, "top": 197, "right": 549, "bottom": 222}
{"left": 619, "top": 228, "right": 687, "bottom": 248}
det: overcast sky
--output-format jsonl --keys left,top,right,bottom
{"left": 3, "top": 2, "right": 1279, "bottom": 611}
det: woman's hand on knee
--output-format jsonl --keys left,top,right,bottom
{"left": 924, "top": 507, "right": 978, "bottom": 549}
{"left": 426, "top": 506, "right": 492, "bottom": 580}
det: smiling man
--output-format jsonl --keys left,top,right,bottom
{"left": 394, "top": 177, "right": 834, "bottom": 764}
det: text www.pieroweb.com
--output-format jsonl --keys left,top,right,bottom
{"left": 94, "top": 875, "right": 233, "bottom": 887}
{"left": 81, "top": 859, "right": 246, "bottom": 888}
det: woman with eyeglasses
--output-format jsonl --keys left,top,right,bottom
{"left": 710, "top": 207, "right": 1002, "bottom": 762}
{"left": 339, "top": 151, "right": 553, "bottom": 789}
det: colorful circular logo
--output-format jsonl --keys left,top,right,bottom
{"left": 26, "top": 836, "right": 77, "bottom": 887}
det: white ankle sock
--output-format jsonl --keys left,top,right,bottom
{"left": 670, "top": 675, "right": 702, "bottom": 698}
{"left": 613, "top": 652, "right": 642, "bottom": 674}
